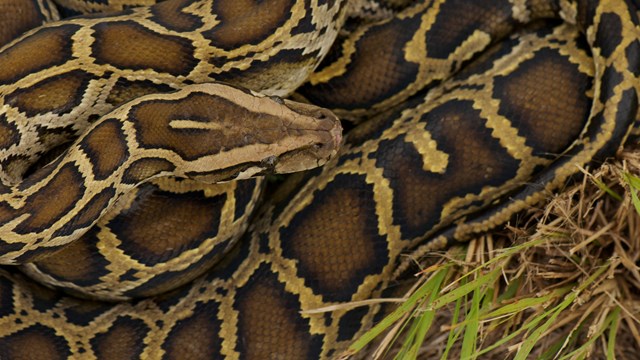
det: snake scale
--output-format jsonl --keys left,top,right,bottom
{"left": 0, "top": 0, "right": 637, "bottom": 359}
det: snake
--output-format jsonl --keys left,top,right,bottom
{"left": 0, "top": 0, "right": 637, "bottom": 359}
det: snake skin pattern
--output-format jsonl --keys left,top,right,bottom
{"left": 0, "top": 0, "right": 59, "bottom": 47}
{"left": 0, "top": 0, "right": 637, "bottom": 359}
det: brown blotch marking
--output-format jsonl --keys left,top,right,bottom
{"left": 0, "top": 114, "right": 20, "bottom": 149}
{"left": 280, "top": 173, "right": 389, "bottom": 302}
{"left": 123, "top": 240, "right": 229, "bottom": 299}
{"left": 162, "top": 301, "right": 222, "bottom": 359}
{"left": 152, "top": 281, "right": 193, "bottom": 313}
{"left": 0, "top": 24, "right": 79, "bottom": 85}
{"left": 337, "top": 306, "right": 370, "bottom": 341}
{"left": 32, "top": 228, "right": 109, "bottom": 286}
{"left": 0, "top": 324, "right": 70, "bottom": 360}
{"left": 493, "top": 48, "right": 591, "bottom": 156}
{"left": 107, "top": 186, "right": 224, "bottom": 266}
{"left": 233, "top": 264, "right": 322, "bottom": 359}
{"left": 0, "top": 182, "right": 8, "bottom": 195}
{"left": 19, "top": 156, "right": 62, "bottom": 191}
{"left": 203, "top": 0, "right": 296, "bottom": 50}
{"left": 374, "top": 101, "right": 520, "bottom": 240}
{"left": 106, "top": 79, "right": 176, "bottom": 107}
{"left": 18, "top": 275, "right": 61, "bottom": 312}
{"left": 54, "top": 187, "right": 116, "bottom": 236}
{"left": 62, "top": 301, "right": 110, "bottom": 327}
{"left": 79, "top": 118, "right": 129, "bottom": 180}
{"left": 201, "top": 230, "right": 252, "bottom": 283}
{"left": 268, "top": 170, "right": 317, "bottom": 222}
{"left": 213, "top": 48, "right": 318, "bottom": 91}
{"left": 53, "top": 187, "right": 116, "bottom": 237}
{"left": 150, "top": 0, "right": 203, "bottom": 32}
{"left": 6, "top": 70, "right": 92, "bottom": 117}
{"left": 289, "top": 0, "right": 315, "bottom": 35}
{"left": 454, "top": 32, "right": 522, "bottom": 80}
{"left": 233, "top": 178, "right": 261, "bottom": 221}
{"left": 0, "top": 0, "right": 46, "bottom": 47}
{"left": 14, "top": 163, "right": 86, "bottom": 234}
{"left": 599, "top": 65, "right": 623, "bottom": 107}
{"left": 90, "top": 316, "right": 149, "bottom": 360}
{"left": 0, "top": 154, "right": 33, "bottom": 185}
{"left": 0, "top": 272, "right": 14, "bottom": 318}
{"left": 131, "top": 92, "right": 287, "bottom": 161}
{"left": 595, "top": 12, "right": 623, "bottom": 58}
{"left": 625, "top": 39, "right": 640, "bottom": 77}
{"left": 345, "top": 95, "right": 425, "bottom": 146}
{"left": 527, "top": 0, "right": 560, "bottom": 19}
{"left": 575, "top": 0, "right": 599, "bottom": 31}
{"left": 122, "top": 158, "right": 176, "bottom": 184}
{"left": 92, "top": 21, "right": 196, "bottom": 76}
{"left": 425, "top": 0, "right": 515, "bottom": 59}
{"left": 13, "top": 244, "right": 65, "bottom": 264}
{"left": 32, "top": 127, "right": 77, "bottom": 161}
{"left": 184, "top": 162, "right": 264, "bottom": 184}
{"left": 591, "top": 87, "right": 638, "bottom": 160}
{"left": 297, "top": 14, "right": 422, "bottom": 110}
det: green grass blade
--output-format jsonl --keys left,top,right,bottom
{"left": 346, "top": 266, "right": 449, "bottom": 355}
{"left": 482, "top": 287, "right": 570, "bottom": 320}
{"left": 403, "top": 285, "right": 442, "bottom": 359}
{"left": 607, "top": 307, "right": 621, "bottom": 360}
{"left": 401, "top": 306, "right": 436, "bottom": 359}
{"left": 537, "top": 336, "right": 566, "bottom": 360}
{"left": 623, "top": 173, "right": 640, "bottom": 214}
{"left": 513, "top": 294, "right": 576, "bottom": 360}
{"left": 629, "top": 188, "right": 640, "bottom": 216}
{"left": 496, "top": 277, "right": 520, "bottom": 303}
{"left": 460, "top": 285, "right": 481, "bottom": 360}
{"left": 394, "top": 313, "right": 422, "bottom": 360}
{"left": 623, "top": 172, "right": 640, "bottom": 189}
{"left": 431, "top": 268, "right": 501, "bottom": 310}
{"left": 558, "top": 308, "right": 619, "bottom": 360}
{"left": 591, "top": 176, "right": 623, "bottom": 201}
{"left": 441, "top": 284, "right": 465, "bottom": 360}
{"left": 514, "top": 262, "right": 611, "bottom": 359}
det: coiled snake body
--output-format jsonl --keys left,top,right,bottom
{"left": 0, "top": 0, "right": 637, "bottom": 359}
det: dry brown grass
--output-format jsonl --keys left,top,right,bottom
{"left": 350, "top": 145, "right": 640, "bottom": 359}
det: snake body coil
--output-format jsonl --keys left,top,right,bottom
{"left": 0, "top": 0, "right": 637, "bottom": 359}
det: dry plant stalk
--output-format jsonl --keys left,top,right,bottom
{"left": 364, "top": 145, "right": 640, "bottom": 359}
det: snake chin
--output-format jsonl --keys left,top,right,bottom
{"left": 274, "top": 136, "right": 343, "bottom": 173}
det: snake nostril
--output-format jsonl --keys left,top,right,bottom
{"left": 315, "top": 111, "right": 329, "bottom": 120}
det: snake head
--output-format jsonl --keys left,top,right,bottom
{"left": 128, "top": 83, "right": 344, "bottom": 182}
